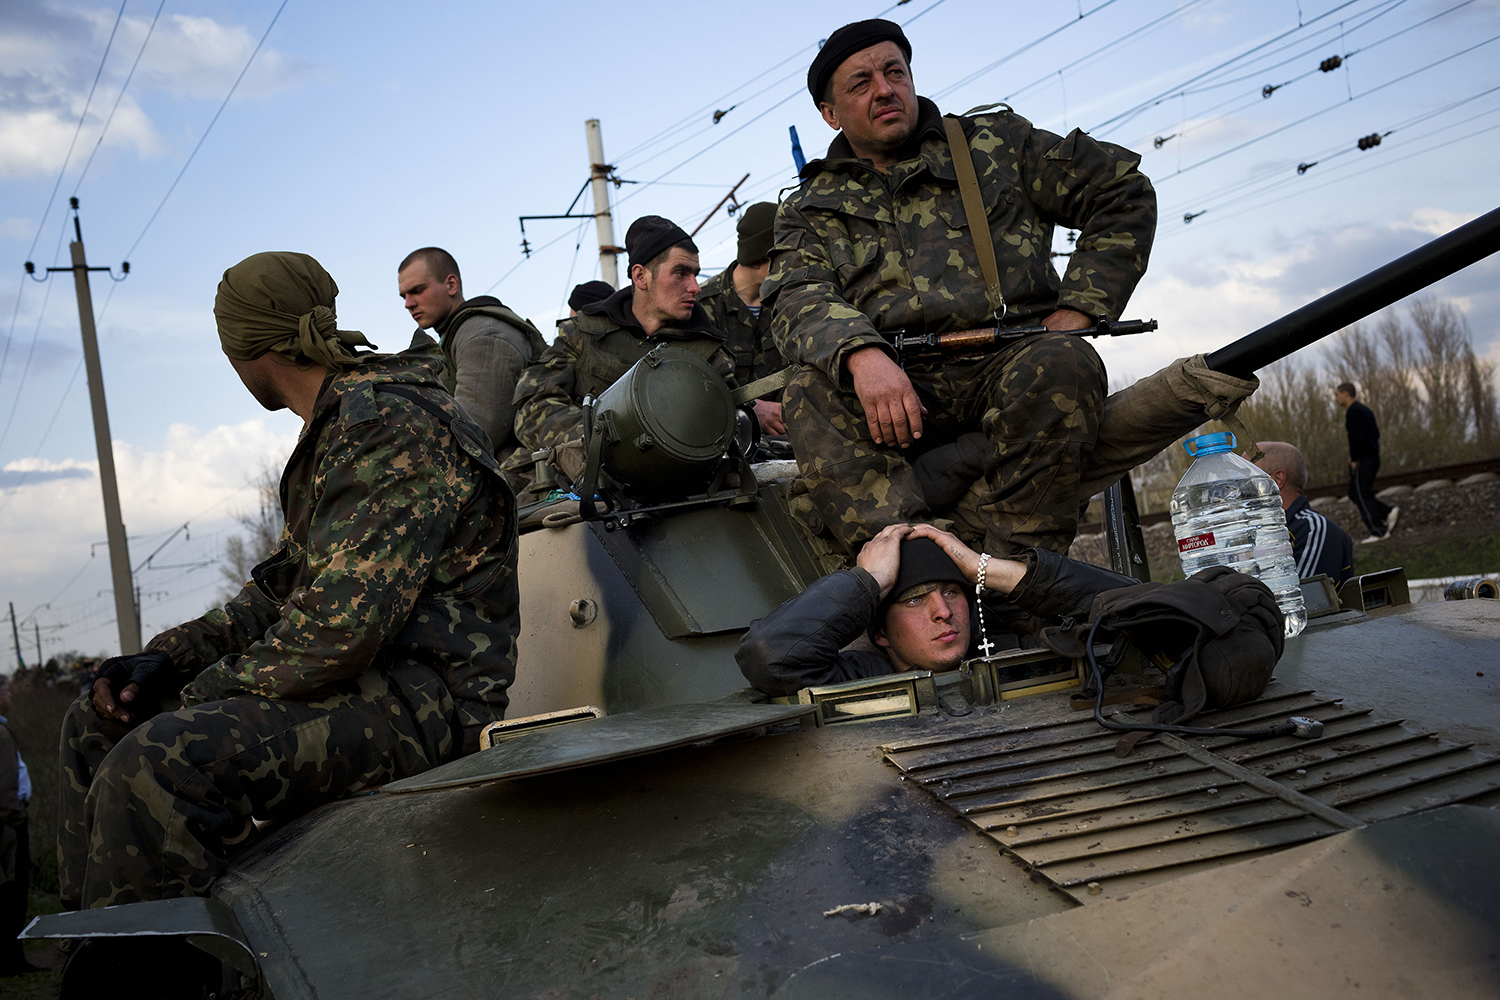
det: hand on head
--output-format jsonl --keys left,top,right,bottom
{"left": 855, "top": 523, "right": 914, "bottom": 598}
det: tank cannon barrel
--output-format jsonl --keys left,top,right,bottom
{"left": 1205, "top": 205, "right": 1500, "bottom": 379}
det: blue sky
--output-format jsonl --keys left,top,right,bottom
{"left": 2, "top": 0, "right": 1498, "bottom": 658}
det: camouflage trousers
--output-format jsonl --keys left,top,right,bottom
{"left": 58, "top": 670, "right": 455, "bottom": 909}
{"left": 785, "top": 332, "right": 1106, "bottom": 557}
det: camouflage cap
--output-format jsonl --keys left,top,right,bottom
{"left": 215, "top": 252, "right": 377, "bottom": 369}
{"left": 808, "top": 19, "right": 912, "bottom": 105}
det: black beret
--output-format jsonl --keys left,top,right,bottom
{"left": 870, "top": 536, "right": 970, "bottom": 640}
{"left": 808, "top": 18, "right": 912, "bottom": 105}
{"left": 736, "top": 202, "right": 777, "bottom": 266}
{"left": 568, "top": 280, "right": 615, "bottom": 311}
{"left": 626, "top": 216, "right": 697, "bottom": 270}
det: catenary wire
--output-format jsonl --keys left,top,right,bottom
{"left": 123, "top": 0, "right": 293, "bottom": 260}
{"left": 933, "top": 0, "right": 1128, "bottom": 100}
{"left": 1090, "top": 0, "right": 1392, "bottom": 136}
{"left": 1152, "top": 33, "right": 1500, "bottom": 182}
{"left": 71, "top": 0, "right": 170, "bottom": 197}
{"left": 24, "top": 0, "right": 129, "bottom": 263}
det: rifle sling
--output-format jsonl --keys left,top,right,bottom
{"left": 941, "top": 115, "right": 1006, "bottom": 321}
{"left": 730, "top": 365, "right": 796, "bottom": 405}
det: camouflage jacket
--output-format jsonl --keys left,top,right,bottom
{"left": 765, "top": 97, "right": 1156, "bottom": 387}
{"left": 512, "top": 284, "right": 736, "bottom": 454}
{"left": 696, "top": 263, "right": 785, "bottom": 386}
{"left": 431, "top": 295, "right": 549, "bottom": 469}
{"left": 149, "top": 335, "right": 520, "bottom": 749}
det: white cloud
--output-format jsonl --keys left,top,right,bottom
{"left": 0, "top": 1, "right": 311, "bottom": 179}
{"left": 0, "top": 216, "right": 34, "bottom": 239}
{"left": 0, "top": 418, "right": 295, "bottom": 578}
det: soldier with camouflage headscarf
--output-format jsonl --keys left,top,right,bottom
{"left": 57, "top": 251, "right": 520, "bottom": 909}
{"left": 766, "top": 18, "right": 1156, "bottom": 558}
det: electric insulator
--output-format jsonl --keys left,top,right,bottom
{"left": 1357, "top": 133, "right": 1382, "bottom": 151}
{"left": 1297, "top": 161, "right": 1317, "bottom": 174}
{"left": 1262, "top": 84, "right": 1280, "bottom": 99}
{"left": 1153, "top": 133, "right": 1176, "bottom": 148}
{"left": 24, "top": 261, "right": 34, "bottom": 274}
{"left": 1183, "top": 211, "right": 1204, "bottom": 224}
{"left": 121, "top": 261, "right": 130, "bottom": 274}
{"left": 1319, "top": 55, "right": 1343, "bottom": 73}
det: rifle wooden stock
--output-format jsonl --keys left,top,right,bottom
{"left": 892, "top": 318, "right": 1158, "bottom": 359}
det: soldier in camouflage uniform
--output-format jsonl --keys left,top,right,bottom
{"left": 766, "top": 19, "right": 1155, "bottom": 558}
{"left": 58, "top": 252, "right": 519, "bottom": 909}
{"left": 509, "top": 216, "right": 736, "bottom": 486}
{"left": 696, "top": 202, "right": 788, "bottom": 437}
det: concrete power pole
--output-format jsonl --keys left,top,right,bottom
{"left": 586, "top": 120, "right": 621, "bottom": 288}
{"left": 48, "top": 200, "right": 141, "bottom": 654}
{"left": 8, "top": 602, "right": 22, "bottom": 670}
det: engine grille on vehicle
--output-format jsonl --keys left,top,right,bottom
{"left": 882, "top": 686, "right": 1500, "bottom": 902}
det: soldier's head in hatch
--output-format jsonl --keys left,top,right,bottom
{"left": 871, "top": 536, "right": 973, "bottom": 674}
{"left": 397, "top": 247, "right": 464, "bottom": 331}
{"left": 809, "top": 19, "right": 918, "bottom": 167}
{"left": 626, "top": 216, "right": 701, "bottom": 332}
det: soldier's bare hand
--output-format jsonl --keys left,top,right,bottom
{"left": 856, "top": 523, "right": 914, "bottom": 598}
{"left": 847, "top": 347, "right": 925, "bottom": 447}
{"left": 908, "top": 523, "right": 1027, "bottom": 595}
{"left": 1041, "top": 308, "right": 1092, "bottom": 332}
{"left": 92, "top": 678, "right": 141, "bottom": 724}
{"left": 753, "top": 399, "right": 786, "bottom": 436}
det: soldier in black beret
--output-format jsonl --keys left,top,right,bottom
{"left": 766, "top": 17, "right": 1158, "bottom": 561}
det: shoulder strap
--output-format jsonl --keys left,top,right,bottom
{"left": 376, "top": 384, "right": 503, "bottom": 477}
{"left": 942, "top": 115, "right": 1006, "bottom": 322}
{"left": 456, "top": 303, "right": 550, "bottom": 362}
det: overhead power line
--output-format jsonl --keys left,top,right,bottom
{"left": 24, "top": 0, "right": 128, "bottom": 262}
{"left": 124, "top": 0, "right": 293, "bottom": 259}
{"left": 1090, "top": 0, "right": 1390, "bottom": 136}
{"left": 72, "top": 0, "right": 169, "bottom": 197}
{"left": 934, "top": 0, "right": 1127, "bottom": 100}
{"left": 1153, "top": 32, "right": 1500, "bottom": 182}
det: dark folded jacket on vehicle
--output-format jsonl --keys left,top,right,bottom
{"left": 736, "top": 548, "right": 1136, "bottom": 697}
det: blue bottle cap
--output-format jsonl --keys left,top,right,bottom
{"left": 1184, "top": 431, "right": 1237, "bottom": 457}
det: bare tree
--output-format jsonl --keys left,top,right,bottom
{"left": 217, "top": 465, "right": 285, "bottom": 603}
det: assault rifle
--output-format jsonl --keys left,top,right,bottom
{"left": 891, "top": 317, "right": 1157, "bottom": 361}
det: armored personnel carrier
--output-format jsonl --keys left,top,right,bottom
{"left": 27, "top": 209, "right": 1500, "bottom": 999}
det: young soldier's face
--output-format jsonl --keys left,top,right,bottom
{"left": 398, "top": 262, "right": 459, "bottom": 330}
{"left": 820, "top": 42, "right": 918, "bottom": 157}
{"left": 875, "top": 583, "right": 971, "bottom": 673}
{"left": 636, "top": 247, "right": 701, "bottom": 325}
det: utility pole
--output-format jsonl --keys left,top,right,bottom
{"left": 689, "top": 173, "right": 751, "bottom": 237}
{"left": 586, "top": 120, "right": 621, "bottom": 288}
{"left": 8, "top": 602, "right": 22, "bottom": 670}
{"left": 41, "top": 199, "right": 141, "bottom": 655}
{"left": 33, "top": 621, "right": 42, "bottom": 668}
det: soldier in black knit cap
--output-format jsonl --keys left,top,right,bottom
{"left": 508, "top": 216, "right": 737, "bottom": 486}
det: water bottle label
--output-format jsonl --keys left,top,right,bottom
{"left": 1178, "top": 531, "right": 1216, "bottom": 553}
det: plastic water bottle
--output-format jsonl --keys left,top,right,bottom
{"left": 1169, "top": 432, "right": 1306, "bottom": 637}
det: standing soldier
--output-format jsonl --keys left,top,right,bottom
{"left": 697, "top": 202, "right": 787, "bottom": 437}
{"left": 510, "top": 216, "right": 737, "bottom": 487}
{"left": 59, "top": 252, "right": 520, "bottom": 911}
{"left": 1335, "top": 382, "right": 1399, "bottom": 542}
{"left": 766, "top": 18, "right": 1156, "bottom": 558}
{"left": 398, "top": 247, "right": 548, "bottom": 485}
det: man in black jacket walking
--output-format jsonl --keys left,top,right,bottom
{"left": 1336, "top": 382, "right": 1399, "bottom": 543}
{"left": 736, "top": 523, "right": 1132, "bottom": 697}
